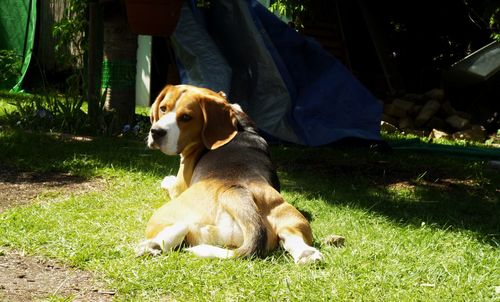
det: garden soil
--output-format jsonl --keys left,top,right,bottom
{"left": 0, "top": 165, "right": 114, "bottom": 301}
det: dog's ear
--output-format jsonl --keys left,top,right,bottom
{"left": 150, "top": 85, "right": 170, "bottom": 123}
{"left": 200, "top": 97, "right": 238, "bottom": 150}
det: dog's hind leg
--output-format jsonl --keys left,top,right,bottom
{"left": 279, "top": 231, "right": 323, "bottom": 264}
{"left": 136, "top": 223, "right": 189, "bottom": 256}
{"left": 270, "top": 202, "right": 324, "bottom": 264}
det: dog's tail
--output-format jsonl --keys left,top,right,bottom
{"left": 185, "top": 185, "right": 266, "bottom": 259}
{"left": 185, "top": 185, "right": 266, "bottom": 260}
{"left": 221, "top": 185, "right": 267, "bottom": 258}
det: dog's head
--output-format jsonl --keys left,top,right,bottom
{"left": 148, "top": 85, "right": 239, "bottom": 155}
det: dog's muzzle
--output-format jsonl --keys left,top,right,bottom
{"left": 150, "top": 127, "right": 166, "bottom": 140}
{"left": 148, "top": 126, "right": 167, "bottom": 149}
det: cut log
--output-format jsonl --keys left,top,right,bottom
{"left": 402, "top": 129, "right": 427, "bottom": 137}
{"left": 455, "top": 110, "right": 473, "bottom": 121}
{"left": 424, "top": 88, "right": 445, "bottom": 102}
{"left": 392, "top": 98, "right": 415, "bottom": 112}
{"left": 399, "top": 116, "right": 414, "bottom": 130}
{"left": 409, "top": 105, "right": 422, "bottom": 116}
{"left": 440, "top": 101, "right": 456, "bottom": 116}
{"left": 429, "top": 129, "right": 450, "bottom": 140}
{"left": 415, "top": 99, "right": 441, "bottom": 126}
{"left": 426, "top": 117, "right": 448, "bottom": 131}
{"left": 404, "top": 93, "right": 426, "bottom": 104}
{"left": 452, "top": 125, "right": 487, "bottom": 142}
{"left": 381, "top": 113, "right": 398, "bottom": 126}
{"left": 380, "top": 121, "right": 400, "bottom": 133}
{"left": 446, "top": 115, "right": 471, "bottom": 130}
{"left": 384, "top": 103, "right": 407, "bottom": 118}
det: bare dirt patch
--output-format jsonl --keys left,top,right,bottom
{"left": 0, "top": 164, "right": 104, "bottom": 213}
{"left": 0, "top": 250, "right": 114, "bottom": 301}
{"left": 0, "top": 164, "right": 114, "bottom": 301}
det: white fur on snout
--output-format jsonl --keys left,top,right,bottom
{"left": 148, "top": 110, "right": 180, "bottom": 155}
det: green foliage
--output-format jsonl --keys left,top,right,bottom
{"left": 0, "top": 50, "right": 22, "bottom": 89}
{"left": 3, "top": 90, "right": 86, "bottom": 134}
{"left": 1, "top": 76, "right": 93, "bottom": 134}
{"left": 269, "top": 0, "right": 307, "bottom": 27}
{"left": 52, "top": 0, "right": 87, "bottom": 72}
{"left": 47, "top": 0, "right": 150, "bottom": 137}
{"left": 489, "top": 7, "right": 500, "bottom": 41}
{"left": 1, "top": 90, "right": 150, "bottom": 137}
{"left": 50, "top": 0, "right": 88, "bottom": 126}
{"left": 1, "top": 0, "right": 94, "bottom": 135}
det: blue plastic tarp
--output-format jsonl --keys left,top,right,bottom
{"left": 171, "top": 0, "right": 382, "bottom": 146}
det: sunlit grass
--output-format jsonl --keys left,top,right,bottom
{"left": 0, "top": 127, "right": 498, "bottom": 301}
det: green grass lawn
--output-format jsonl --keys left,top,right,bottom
{"left": 0, "top": 128, "right": 498, "bottom": 301}
{"left": 0, "top": 121, "right": 499, "bottom": 299}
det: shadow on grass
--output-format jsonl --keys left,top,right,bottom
{"left": 0, "top": 128, "right": 177, "bottom": 179}
{"left": 273, "top": 145, "right": 500, "bottom": 247}
{"left": 1, "top": 129, "right": 498, "bottom": 247}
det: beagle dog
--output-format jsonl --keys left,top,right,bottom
{"left": 136, "top": 84, "right": 323, "bottom": 264}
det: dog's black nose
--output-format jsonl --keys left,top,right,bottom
{"left": 150, "top": 128, "right": 167, "bottom": 140}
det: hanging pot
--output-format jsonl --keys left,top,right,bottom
{"left": 124, "top": 0, "right": 183, "bottom": 36}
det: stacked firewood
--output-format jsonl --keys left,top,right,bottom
{"left": 381, "top": 88, "right": 492, "bottom": 143}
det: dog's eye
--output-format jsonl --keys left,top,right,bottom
{"left": 179, "top": 114, "right": 192, "bottom": 122}
{"left": 159, "top": 106, "right": 167, "bottom": 113}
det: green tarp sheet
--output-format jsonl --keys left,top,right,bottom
{"left": 0, "top": 0, "right": 37, "bottom": 91}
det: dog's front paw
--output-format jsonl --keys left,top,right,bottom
{"left": 295, "top": 247, "right": 324, "bottom": 264}
{"left": 136, "top": 239, "right": 162, "bottom": 257}
{"left": 160, "top": 175, "right": 177, "bottom": 191}
{"left": 161, "top": 175, "right": 180, "bottom": 199}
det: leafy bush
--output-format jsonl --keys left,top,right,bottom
{"left": 2, "top": 87, "right": 149, "bottom": 138}
{"left": 4, "top": 92, "right": 86, "bottom": 134}
{"left": 0, "top": 50, "right": 22, "bottom": 89}
{"left": 269, "top": 0, "right": 308, "bottom": 28}
{"left": 52, "top": 0, "right": 87, "bottom": 74}
{"left": 490, "top": 7, "right": 500, "bottom": 41}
